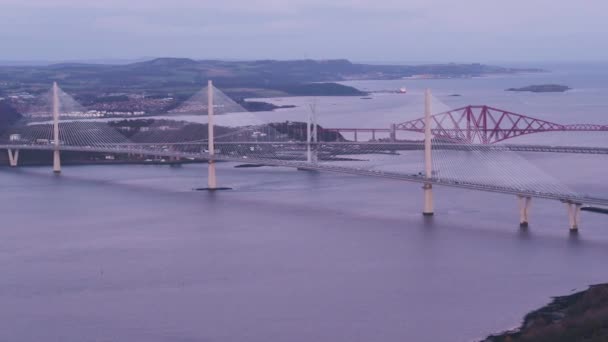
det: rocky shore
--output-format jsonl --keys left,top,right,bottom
{"left": 481, "top": 284, "right": 608, "bottom": 342}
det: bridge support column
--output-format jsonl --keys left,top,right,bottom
{"left": 390, "top": 124, "right": 397, "bottom": 142}
{"left": 518, "top": 195, "right": 532, "bottom": 228}
{"left": 7, "top": 149, "right": 19, "bottom": 167}
{"left": 423, "top": 183, "right": 434, "bottom": 216}
{"left": 566, "top": 202, "right": 581, "bottom": 231}
{"left": 207, "top": 80, "right": 217, "bottom": 189}
{"left": 53, "top": 149, "right": 61, "bottom": 174}
{"left": 52, "top": 82, "right": 61, "bottom": 174}
{"left": 208, "top": 160, "right": 217, "bottom": 188}
{"left": 422, "top": 89, "right": 434, "bottom": 216}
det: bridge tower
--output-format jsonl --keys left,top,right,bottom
{"left": 423, "top": 89, "right": 434, "bottom": 216}
{"left": 52, "top": 82, "right": 61, "bottom": 174}
{"left": 307, "top": 102, "right": 319, "bottom": 163}
{"left": 207, "top": 80, "right": 217, "bottom": 189}
{"left": 307, "top": 104, "right": 312, "bottom": 163}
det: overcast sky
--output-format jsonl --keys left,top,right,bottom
{"left": 1, "top": 0, "right": 607, "bottom": 63}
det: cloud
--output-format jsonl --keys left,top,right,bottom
{"left": 3, "top": 0, "right": 606, "bottom": 33}
{"left": 0, "top": 0, "right": 607, "bottom": 61}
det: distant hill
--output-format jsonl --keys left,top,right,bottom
{"left": 0, "top": 58, "right": 542, "bottom": 95}
{"left": 280, "top": 83, "right": 366, "bottom": 96}
{"left": 0, "top": 58, "right": 543, "bottom": 114}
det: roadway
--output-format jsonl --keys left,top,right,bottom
{"left": 2, "top": 142, "right": 608, "bottom": 207}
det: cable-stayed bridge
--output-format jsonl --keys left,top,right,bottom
{"left": 2, "top": 82, "right": 607, "bottom": 231}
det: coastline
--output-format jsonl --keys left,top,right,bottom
{"left": 480, "top": 284, "right": 608, "bottom": 341}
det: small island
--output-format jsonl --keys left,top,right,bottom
{"left": 481, "top": 284, "right": 608, "bottom": 341}
{"left": 241, "top": 101, "right": 296, "bottom": 112}
{"left": 506, "top": 84, "right": 571, "bottom": 93}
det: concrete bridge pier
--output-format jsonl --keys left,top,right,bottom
{"left": 422, "top": 89, "right": 434, "bottom": 216}
{"left": 53, "top": 149, "right": 61, "bottom": 174}
{"left": 423, "top": 183, "right": 434, "bottom": 216}
{"left": 566, "top": 202, "right": 582, "bottom": 231}
{"left": 7, "top": 149, "right": 19, "bottom": 167}
{"left": 208, "top": 159, "right": 217, "bottom": 188}
{"left": 518, "top": 195, "right": 532, "bottom": 228}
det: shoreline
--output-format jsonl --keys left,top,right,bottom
{"left": 480, "top": 283, "right": 608, "bottom": 341}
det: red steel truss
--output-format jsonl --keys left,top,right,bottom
{"left": 395, "top": 105, "right": 608, "bottom": 144}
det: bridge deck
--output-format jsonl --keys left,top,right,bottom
{"left": 2, "top": 143, "right": 607, "bottom": 207}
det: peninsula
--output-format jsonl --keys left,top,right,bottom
{"left": 507, "top": 84, "right": 571, "bottom": 93}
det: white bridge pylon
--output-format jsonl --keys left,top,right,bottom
{"left": 3, "top": 81, "right": 131, "bottom": 170}
{"left": 423, "top": 89, "right": 434, "bottom": 217}
{"left": 4, "top": 82, "right": 63, "bottom": 172}
{"left": 52, "top": 82, "right": 61, "bottom": 174}
{"left": 207, "top": 80, "right": 217, "bottom": 189}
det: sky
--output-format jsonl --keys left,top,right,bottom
{"left": 1, "top": 0, "right": 607, "bottom": 63}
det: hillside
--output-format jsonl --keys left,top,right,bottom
{"left": 0, "top": 58, "right": 542, "bottom": 116}
{"left": 482, "top": 284, "right": 608, "bottom": 342}
{"left": 0, "top": 58, "right": 540, "bottom": 95}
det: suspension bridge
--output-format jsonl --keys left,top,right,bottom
{"left": 1, "top": 81, "right": 607, "bottom": 231}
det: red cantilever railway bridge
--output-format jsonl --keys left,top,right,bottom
{"left": 324, "top": 105, "right": 608, "bottom": 144}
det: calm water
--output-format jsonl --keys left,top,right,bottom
{"left": 256, "top": 62, "right": 608, "bottom": 147}
{"left": 1, "top": 64, "right": 608, "bottom": 342}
